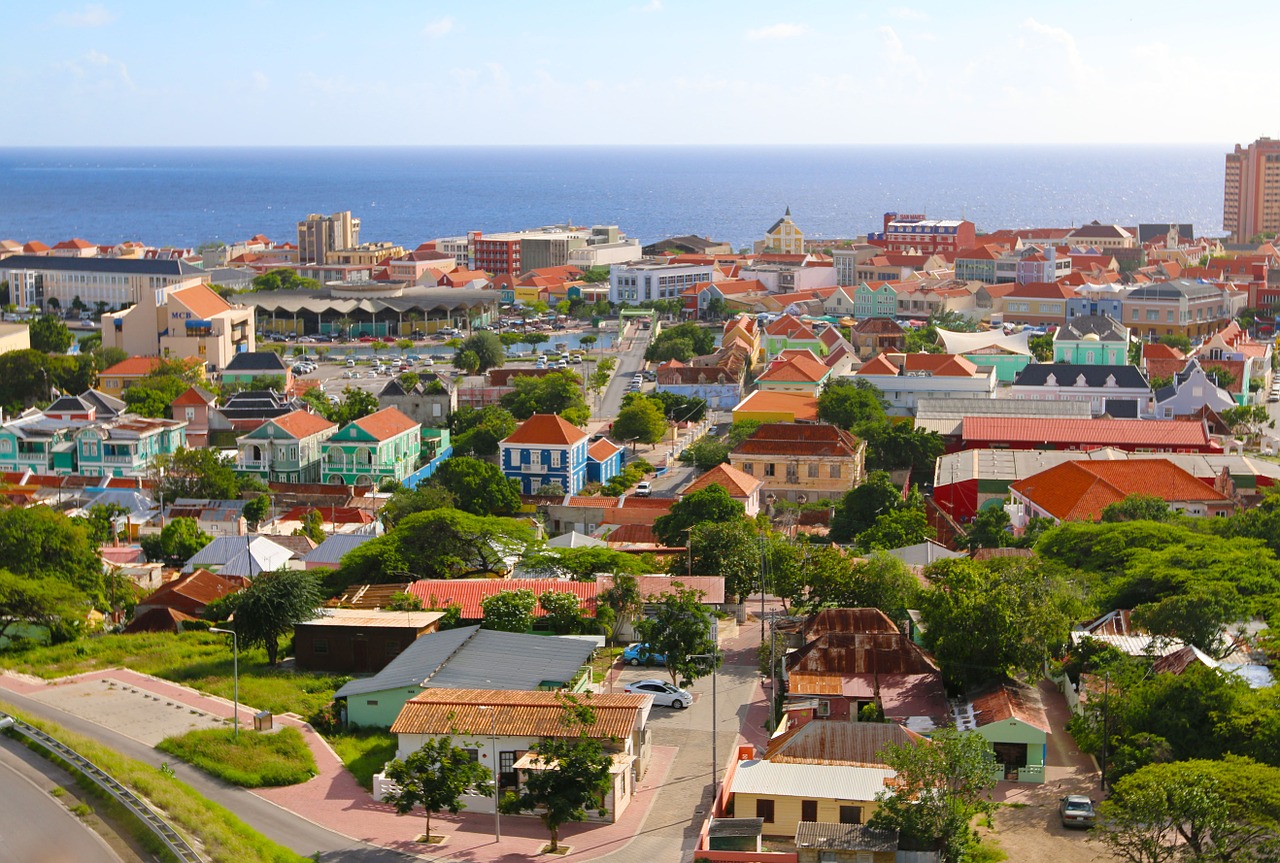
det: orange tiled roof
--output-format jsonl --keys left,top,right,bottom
{"left": 1010, "top": 458, "right": 1231, "bottom": 521}
{"left": 352, "top": 406, "right": 419, "bottom": 441}
{"left": 171, "top": 386, "right": 215, "bottom": 407}
{"left": 502, "top": 414, "right": 587, "bottom": 446}
{"left": 270, "top": 409, "right": 337, "bottom": 439}
{"left": 733, "top": 390, "right": 819, "bottom": 421}
{"left": 407, "top": 579, "right": 597, "bottom": 618}
{"left": 681, "top": 463, "right": 763, "bottom": 498}
{"left": 170, "top": 284, "right": 233, "bottom": 319}
{"left": 101, "top": 357, "right": 165, "bottom": 378}
{"left": 587, "top": 438, "right": 623, "bottom": 461}
{"left": 758, "top": 353, "right": 830, "bottom": 383}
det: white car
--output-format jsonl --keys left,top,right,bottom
{"left": 624, "top": 679, "right": 691, "bottom": 709}
{"left": 634, "top": 481, "right": 652, "bottom": 497}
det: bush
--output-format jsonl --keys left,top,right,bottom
{"left": 157, "top": 727, "right": 317, "bottom": 787}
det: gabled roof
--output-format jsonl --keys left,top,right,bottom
{"left": 802, "top": 608, "right": 900, "bottom": 640}
{"left": 501, "top": 414, "right": 587, "bottom": 446}
{"left": 1057, "top": 314, "right": 1128, "bottom": 342}
{"left": 680, "top": 463, "right": 764, "bottom": 499}
{"left": 390, "top": 688, "right": 647, "bottom": 739}
{"left": 1010, "top": 458, "right": 1232, "bottom": 521}
{"left": 170, "top": 284, "right": 232, "bottom": 318}
{"left": 964, "top": 679, "right": 1050, "bottom": 733}
{"left": 172, "top": 386, "right": 216, "bottom": 407}
{"left": 407, "top": 579, "right": 597, "bottom": 619}
{"left": 262, "top": 409, "right": 337, "bottom": 440}
{"left": 350, "top": 406, "right": 419, "bottom": 441}
{"left": 731, "top": 422, "right": 862, "bottom": 458}
{"left": 758, "top": 353, "right": 830, "bottom": 383}
{"left": 1013, "top": 363, "right": 1150, "bottom": 389}
{"left": 101, "top": 357, "right": 164, "bottom": 378}
{"left": 136, "top": 569, "right": 239, "bottom": 616}
{"left": 765, "top": 718, "right": 925, "bottom": 767}
{"left": 732, "top": 390, "right": 819, "bottom": 421}
{"left": 786, "top": 631, "right": 940, "bottom": 677}
{"left": 587, "top": 438, "right": 624, "bottom": 461}
{"left": 184, "top": 534, "right": 295, "bottom": 575}
{"left": 224, "top": 352, "right": 289, "bottom": 373}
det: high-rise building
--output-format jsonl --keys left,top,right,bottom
{"left": 297, "top": 211, "right": 360, "bottom": 265}
{"left": 1223, "top": 138, "right": 1280, "bottom": 242}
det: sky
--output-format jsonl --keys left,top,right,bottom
{"left": 3, "top": 0, "right": 1278, "bottom": 147}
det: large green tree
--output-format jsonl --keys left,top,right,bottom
{"left": 653, "top": 484, "right": 746, "bottom": 546}
{"left": 855, "top": 508, "right": 935, "bottom": 552}
{"left": 382, "top": 735, "right": 494, "bottom": 842}
{"left": 673, "top": 519, "right": 761, "bottom": 602}
{"left": 539, "top": 589, "right": 583, "bottom": 634}
{"left": 140, "top": 517, "right": 211, "bottom": 566}
{"left": 816, "top": 377, "right": 887, "bottom": 430}
{"left": 0, "top": 570, "right": 90, "bottom": 645}
{"left": 522, "top": 546, "right": 642, "bottom": 580}
{"left": 869, "top": 728, "right": 997, "bottom": 863}
{"left": 0, "top": 506, "right": 103, "bottom": 603}
{"left": 450, "top": 405, "right": 518, "bottom": 458}
{"left": 643, "top": 322, "right": 715, "bottom": 363}
{"left": 828, "top": 471, "right": 916, "bottom": 544}
{"left": 223, "top": 568, "right": 324, "bottom": 665}
{"left": 157, "top": 447, "right": 243, "bottom": 501}
{"left": 863, "top": 421, "right": 945, "bottom": 478}
{"left": 796, "top": 549, "right": 917, "bottom": 618}
{"left": 427, "top": 456, "right": 522, "bottom": 516}
{"left": 612, "top": 396, "right": 667, "bottom": 446}
{"left": 379, "top": 483, "right": 457, "bottom": 528}
{"left": 917, "top": 557, "right": 1081, "bottom": 688}
{"left": 30, "top": 315, "right": 73, "bottom": 353}
{"left": 500, "top": 371, "right": 589, "bottom": 426}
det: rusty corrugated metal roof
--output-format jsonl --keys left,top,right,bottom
{"left": 786, "top": 631, "right": 939, "bottom": 676}
{"left": 765, "top": 718, "right": 925, "bottom": 767}
{"left": 390, "top": 688, "right": 646, "bottom": 740}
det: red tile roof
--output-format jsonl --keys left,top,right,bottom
{"left": 137, "top": 569, "right": 239, "bottom": 617}
{"left": 681, "top": 463, "right": 764, "bottom": 499}
{"left": 270, "top": 409, "right": 338, "bottom": 439}
{"left": 407, "top": 579, "right": 598, "bottom": 618}
{"left": 502, "top": 414, "right": 587, "bottom": 446}
{"left": 390, "top": 688, "right": 646, "bottom": 739}
{"left": 599, "top": 523, "right": 663, "bottom": 546}
{"left": 961, "top": 417, "right": 1213, "bottom": 449}
{"left": 587, "top": 438, "right": 623, "bottom": 461}
{"left": 102, "top": 357, "right": 165, "bottom": 378}
{"left": 595, "top": 574, "right": 725, "bottom": 604}
{"left": 758, "top": 353, "right": 830, "bottom": 383}
{"left": 352, "top": 406, "right": 419, "bottom": 441}
{"left": 732, "top": 422, "right": 862, "bottom": 458}
{"left": 280, "top": 505, "right": 375, "bottom": 525}
{"left": 1010, "top": 458, "right": 1233, "bottom": 521}
{"left": 171, "top": 284, "right": 233, "bottom": 319}
{"left": 171, "top": 386, "right": 216, "bottom": 407}
{"left": 733, "top": 390, "right": 819, "bottom": 421}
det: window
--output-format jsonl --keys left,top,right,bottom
{"left": 312, "top": 639, "right": 329, "bottom": 654}
{"left": 742, "top": 462, "right": 753, "bottom": 475}
{"left": 801, "top": 800, "right": 818, "bottom": 822}
{"left": 463, "top": 748, "right": 480, "bottom": 763}
{"left": 817, "top": 700, "right": 831, "bottom": 717}
{"left": 839, "top": 805, "right": 863, "bottom": 824}
{"left": 764, "top": 463, "right": 775, "bottom": 477}
{"left": 830, "top": 464, "right": 841, "bottom": 479}
{"left": 184, "top": 407, "right": 196, "bottom": 421}
{"left": 807, "top": 464, "right": 819, "bottom": 478}
{"left": 365, "top": 699, "right": 378, "bottom": 706}
{"left": 755, "top": 799, "right": 775, "bottom": 823}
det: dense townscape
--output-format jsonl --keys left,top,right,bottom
{"left": 4, "top": 138, "right": 1280, "bottom": 863}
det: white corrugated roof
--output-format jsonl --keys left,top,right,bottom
{"left": 1070, "top": 632, "right": 1186, "bottom": 657}
{"left": 729, "top": 759, "right": 895, "bottom": 802}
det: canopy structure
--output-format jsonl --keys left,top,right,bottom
{"left": 936, "top": 327, "right": 1032, "bottom": 356}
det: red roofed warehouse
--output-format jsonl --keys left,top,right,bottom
{"left": 959, "top": 416, "right": 1218, "bottom": 453}
{"left": 1010, "top": 458, "right": 1237, "bottom": 523}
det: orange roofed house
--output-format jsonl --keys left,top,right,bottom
{"left": 729, "top": 422, "right": 866, "bottom": 503}
{"left": 235, "top": 409, "right": 338, "bottom": 484}
{"left": 102, "top": 278, "right": 254, "bottom": 372}
{"left": 853, "top": 352, "right": 997, "bottom": 414}
{"left": 500, "top": 413, "right": 594, "bottom": 495}
{"left": 1009, "top": 458, "right": 1237, "bottom": 525}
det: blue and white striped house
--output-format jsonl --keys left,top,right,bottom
{"left": 499, "top": 414, "right": 590, "bottom": 495}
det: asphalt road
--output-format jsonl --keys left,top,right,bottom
{"left": 0, "top": 690, "right": 413, "bottom": 863}
{"left": 0, "top": 739, "right": 122, "bottom": 863}
{"left": 597, "top": 324, "right": 653, "bottom": 420}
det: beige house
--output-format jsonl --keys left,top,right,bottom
{"left": 103, "top": 283, "right": 254, "bottom": 372}
{"left": 729, "top": 422, "right": 866, "bottom": 503}
{"left": 0, "top": 322, "right": 31, "bottom": 356}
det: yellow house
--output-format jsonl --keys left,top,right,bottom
{"left": 728, "top": 421, "right": 866, "bottom": 503}
{"left": 732, "top": 390, "right": 819, "bottom": 424}
{"left": 722, "top": 314, "right": 763, "bottom": 364}
{"left": 763, "top": 207, "right": 805, "bottom": 255}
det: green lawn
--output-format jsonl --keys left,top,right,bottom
{"left": 0, "top": 632, "right": 343, "bottom": 720}
{"left": 590, "top": 646, "right": 623, "bottom": 683}
{"left": 326, "top": 728, "right": 398, "bottom": 790}
{"left": 158, "top": 727, "right": 317, "bottom": 788}
{"left": 2, "top": 701, "right": 311, "bottom": 863}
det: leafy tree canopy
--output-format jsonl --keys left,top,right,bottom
{"left": 157, "top": 447, "right": 244, "bottom": 501}
{"left": 250, "top": 269, "right": 320, "bottom": 292}
{"left": 0, "top": 506, "right": 104, "bottom": 604}
{"left": 612, "top": 395, "right": 668, "bottom": 445}
{"left": 817, "top": 377, "right": 887, "bottom": 430}
{"left": 382, "top": 735, "right": 493, "bottom": 841}
{"left": 653, "top": 484, "right": 746, "bottom": 546}
{"left": 500, "top": 371, "right": 589, "bottom": 426}
{"left": 450, "top": 405, "right": 518, "bottom": 458}
{"left": 456, "top": 332, "right": 505, "bottom": 373}
{"left": 30, "top": 315, "right": 73, "bottom": 353}
{"left": 855, "top": 507, "right": 935, "bottom": 553}
{"left": 643, "top": 322, "right": 715, "bottom": 363}
{"left": 480, "top": 588, "right": 537, "bottom": 633}
{"left": 635, "top": 583, "right": 717, "bottom": 687}
{"left": 427, "top": 455, "right": 522, "bottom": 516}
{"left": 222, "top": 568, "right": 324, "bottom": 665}
{"left": 828, "top": 471, "right": 919, "bottom": 544}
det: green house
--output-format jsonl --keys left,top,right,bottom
{"left": 964, "top": 680, "right": 1049, "bottom": 783}
{"left": 236, "top": 409, "right": 338, "bottom": 484}
{"left": 75, "top": 416, "right": 187, "bottom": 478}
{"left": 220, "top": 351, "right": 292, "bottom": 388}
{"left": 334, "top": 625, "right": 597, "bottom": 729}
{"left": 1053, "top": 315, "right": 1130, "bottom": 365}
{"left": 321, "top": 407, "right": 422, "bottom": 487}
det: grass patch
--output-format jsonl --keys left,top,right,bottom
{"left": 590, "top": 646, "right": 623, "bottom": 683}
{"left": 0, "top": 631, "right": 343, "bottom": 719}
{"left": 157, "top": 727, "right": 317, "bottom": 788}
{"left": 326, "top": 728, "right": 397, "bottom": 791}
{"left": 2, "top": 700, "right": 309, "bottom": 863}
{"left": 969, "top": 837, "right": 1009, "bottom": 863}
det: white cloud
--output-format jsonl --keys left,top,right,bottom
{"left": 890, "top": 7, "right": 929, "bottom": 21}
{"left": 423, "top": 16, "right": 454, "bottom": 38}
{"left": 876, "top": 26, "right": 924, "bottom": 85}
{"left": 54, "top": 4, "right": 116, "bottom": 27}
{"left": 745, "top": 22, "right": 808, "bottom": 41}
{"left": 639, "top": 0, "right": 662, "bottom": 11}
{"left": 1020, "top": 18, "right": 1103, "bottom": 91}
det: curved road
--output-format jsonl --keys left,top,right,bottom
{"left": 0, "top": 689, "right": 413, "bottom": 863}
{"left": 0, "top": 740, "right": 122, "bottom": 863}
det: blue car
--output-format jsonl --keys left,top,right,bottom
{"left": 623, "top": 643, "right": 667, "bottom": 667}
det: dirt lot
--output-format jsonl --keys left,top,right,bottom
{"left": 986, "top": 802, "right": 1117, "bottom": 863}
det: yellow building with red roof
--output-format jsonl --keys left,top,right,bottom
{"left": 103, "top": 279, "right": 254, "bottom": 372}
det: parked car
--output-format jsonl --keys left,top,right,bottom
{"left": 1059, "top": 795, "right": 1096, "bottom": 828}
{"left": 624, "top": 679, "right": 691, "bottom": 709}
{"left": 346, "top": 358, "right": 356, "bottom": 367}
{"left": 634, "top": 481, "right": 652, "bottom": 497}
{"left": 366, "top": 370, "right": 377, "bottom": 378}
{"left": 622, "top": 644, "right": 667, "bottom": 667}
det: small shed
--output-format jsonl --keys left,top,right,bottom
{"left": 293, "top": 608, "right": 443, "bottom": 674}
{"left": 794, "top": 822, "right": 899, "bottom": 863}
{"left": 708, "top": 817, "right": 764, "bottom": 852}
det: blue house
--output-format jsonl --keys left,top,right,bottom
{"left": 499, "top": 414, "right": 589, "bottom": 495}
{"left": 586, "top": 438, "right": 625, "bottom": 485}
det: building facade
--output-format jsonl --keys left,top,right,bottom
{"left": 762, "top": 208, "right": 805, "bottom": 255}
{"left": 0, "top": 255, "right": 208, "bottom": 310}
{"left": 1052, "top": 314, "right": 1130, "bottom": 365}
{"left": 321, "top": 407, "right": 422, "bottom": 487}
{"left": 867, "top": 212, "right": 976, "bottom": 254}
{"left": 1224, "top": 137, "right": 1280, "bottom": 242}
{"left": 235, "top": 410, "right": 338, "bottom": 484}
{"left": 1122, "top": 278, "right": 1231, "bottom": 341}
{"left": 103, "top": 283, "right": 254, "bottom": 371}
{"left": 728, "top": 422, "right": 866, "bottom": 503}
{"left": 500, "top": 414, "right": 590, "bottom": 495}
{"left": 297, "top": 211, "right": 360, "bottom": 266}
{"left": 609, "top": 259, "right": 719, "bottom": 305}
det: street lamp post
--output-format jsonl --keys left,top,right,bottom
{"left": 688, "top": 652, "right": 719, "bottom": 803}
{"left": 477, "top": 705, "right": 501, "bottom": 843}
{"left": 209, "top": 627, "right": 239, "bottom": 739}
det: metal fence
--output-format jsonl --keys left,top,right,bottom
{"left": 0, "top": 710, "right": 204, "bottom": 863}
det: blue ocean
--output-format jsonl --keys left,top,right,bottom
{"left": 0, "top": 145, "right": 1226, "bottom": 250}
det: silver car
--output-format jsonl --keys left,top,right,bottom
{"left": 624, "top": 679, "right": 692, "bottom": 709}
{"left": 1059, "top": 795, "right": 1096, "bottom": 828}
